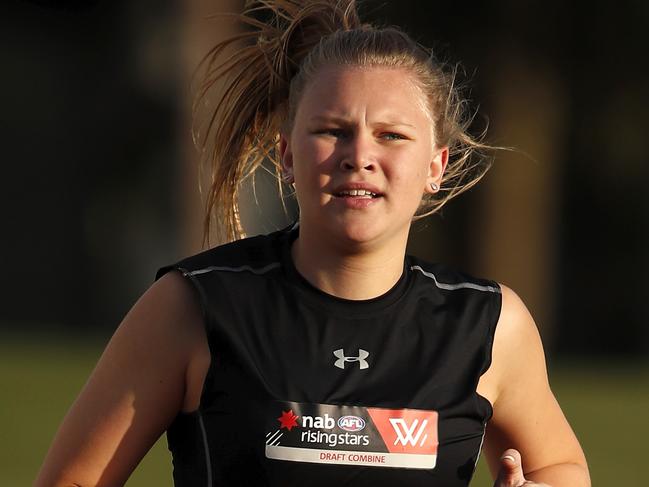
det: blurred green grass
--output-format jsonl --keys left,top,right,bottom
{"left": 1, "top": 331, "right": 646, "bottom": 486}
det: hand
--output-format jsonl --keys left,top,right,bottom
{"left": 493, "top": 449, "right": 551, "bottom": 487}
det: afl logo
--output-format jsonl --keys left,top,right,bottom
{"left": 337, "top": 416, "right": 366, "bottom": 432}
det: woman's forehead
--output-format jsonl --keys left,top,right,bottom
{"left": 304, "top": 64, "right": 422, "bottom": 95}
{"left": 296, "top": 65, "right": 432, "bottom": 123}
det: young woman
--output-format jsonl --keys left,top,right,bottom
{"left": 35, "top": 1, "right": 590, "bottom": 486}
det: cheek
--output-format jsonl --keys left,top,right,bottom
{"left": 388, "top": 155, "right": 431, "bottom": 209}
{"left": 391, "top": 151, "right": 430, "bottom": 185}
{"left": 293, "top": 140, "right": 336, "bottom": 178}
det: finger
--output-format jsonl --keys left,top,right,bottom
{"left": 494, "top": 448, "right": 527, "bottom": 487}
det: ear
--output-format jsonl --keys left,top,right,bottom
{"left": 425, "top": 146, "right": 449, "bottom": 194}
{"left": 279, "top": 133, "right": 295, "bottom": 184}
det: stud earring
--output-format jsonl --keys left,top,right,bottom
{"left": 430, "top": 182, "right": 439, "bottom": 192}
{"left": 282, "top": 173, "right": 294, "bottom": 184}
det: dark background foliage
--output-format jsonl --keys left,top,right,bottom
{"left": 1, "top": 0, "right": 647, "bottom": 351}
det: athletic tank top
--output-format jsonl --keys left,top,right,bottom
{"left": 155, "top": 224, "right": 502, "bottom": 486}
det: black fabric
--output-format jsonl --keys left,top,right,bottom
{"left": 155, "top": 224, "right": 502, "bottom": 486}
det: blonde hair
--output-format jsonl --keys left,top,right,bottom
{"left": 193, "top": 0, "right": 494, "bottom": 245}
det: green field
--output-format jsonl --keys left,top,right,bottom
{"left": 1, "top": 331, "right": 645, "bottom": 486}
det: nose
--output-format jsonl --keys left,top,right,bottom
{"left": 339, "top": 132, "right": 376, "bottom": 172}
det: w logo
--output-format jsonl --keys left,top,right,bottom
{"left": 367, "top": 408, "right": 438, "bottom": 455}
{"left": 333, "top": 348, "right": 369, "bottom": 369}
{"left": 389, "top": 418, "right": 429, "bottom": 447}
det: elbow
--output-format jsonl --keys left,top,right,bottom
{"left": 35, "top": 482, "right": 84, "bottom": 487}
{"left": 34, "top": 473, "right": 85, "bottom": 487}
{"left": 526, "top": 461, "right": 591, "bottom": 487}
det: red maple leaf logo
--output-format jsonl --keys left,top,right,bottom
{"left": 277, "top": 410, "right": 300, "bottom": 431}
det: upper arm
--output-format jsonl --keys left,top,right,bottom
{"left": 35, "top": 270, "right": 206, "bottom": 487}
{"left": 481, "top": 284, "right": 588, "bottom": 478}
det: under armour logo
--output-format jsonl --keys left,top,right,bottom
{"left": 333, "top": 348, "right": 370, "bottom": 370}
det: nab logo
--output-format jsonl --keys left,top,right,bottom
{"left": 333, "top": 349, "right": 370, "bottom": 369}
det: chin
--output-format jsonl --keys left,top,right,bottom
{"left": 331, "top": 220, "right": 393, "bottom": 249}
{"left": 301, "top": 210, "right": 408, "bottom": 250}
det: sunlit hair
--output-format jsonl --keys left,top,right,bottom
{"left": 193, "top": 0, "right": 494, "bottom": 245}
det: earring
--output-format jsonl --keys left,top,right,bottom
{"left": 282, "top": 173, "right": 294, "bottom": 184}
{"left": 430, "top": 182, "right": 439, "bottom": 192}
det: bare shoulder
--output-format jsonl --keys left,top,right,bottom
{"left": 103, "top": 268, "right": 212, "bottom": 416}
{"left": 103, "top": 270, "right": 209, "bottom": 396}
{"left": 478, "top": 283, "right": 588, "bottom": 480}
{"left": 477, "top": 284, "right": 544, "bottom": 406}
{"left": 480, "top": 284, "right": 547, "bottom": 399}
{"left": 34, "top": 270, "right": 208, "bottom": 487}
{"left": 123, "top": 269, "right": 206, "bottom": 355}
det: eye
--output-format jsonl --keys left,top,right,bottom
{"left": 380, "top": 132, "right": 407, "bottom": 141}
{"left": 314, "top": 128, "right": 347, "bottom": 138}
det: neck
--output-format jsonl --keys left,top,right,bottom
{"left": 291, "top": 226, "right": 408, "bottom": 300}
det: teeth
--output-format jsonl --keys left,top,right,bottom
{"left": 338, "top": 189, "right": 377, "bottom": 197}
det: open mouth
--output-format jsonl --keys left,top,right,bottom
{"left": 334, "top": 189, "right": 381, "bottom": 199}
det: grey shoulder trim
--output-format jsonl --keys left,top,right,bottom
{"left": 410, "top": 265, "right": 501, "bottom": 293}
{"left": 182, "top": 262, "right": 281, "bottom": 277}
{"left": 473, "top": 423, "right": 488, "bottom": 471}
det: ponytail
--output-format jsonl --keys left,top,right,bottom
{"left": 192, "top": 1, "right": 361, "bottom": 245}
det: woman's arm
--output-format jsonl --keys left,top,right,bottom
{"left": 34, "top": 271, "right": 208, "bottom": 487}
{"left": 480, "top": 284, "right": 590, "bottom": 487}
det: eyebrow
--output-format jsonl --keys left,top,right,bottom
{"left": 308, "top": 115, "right": 416, "bottom": 129}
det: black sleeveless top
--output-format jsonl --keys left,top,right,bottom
{"left": 155, "top": 225, "right": 502, "bottom": 486}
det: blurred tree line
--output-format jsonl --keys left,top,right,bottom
{"left": 1, "top": 0, "right": 647, "bottom": 357}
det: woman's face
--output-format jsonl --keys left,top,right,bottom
{"left": 281, "top": 65, "right": 447, "bottom": 249}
